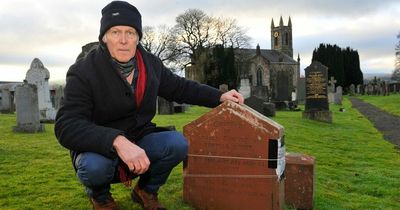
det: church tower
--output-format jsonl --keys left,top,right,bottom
{"left": 271, "top": 16, "right": 293, "bottom": 58}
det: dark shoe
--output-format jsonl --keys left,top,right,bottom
{"left": 131, "top": 184, "right": 166, "bottom": 210}
{"left": 90, "top": 195, "right": 119, "bottom": 210}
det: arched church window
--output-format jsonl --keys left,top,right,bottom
{"left": 274, "top": 37, "right": 278, "bottom": 46}
{"left": 257, "top": 68, "right": 263, "bottom": 86}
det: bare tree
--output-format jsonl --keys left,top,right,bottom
{"left": 141, "top": 9, "right": 251, "bottom": 74}
{"left": 213, "top": 17, "right": 251, "bottom": 49}
{"left": 141, "top": 25, "right": 183, "bottom": 71}
{"left": 392, "top": 32, "right": 400, "bottom": 81}
{"left": 173, "top": 9, "right": 251, "bottom": 66}
{"left": 174, "top": 9, "right": 215, "bottom": 63}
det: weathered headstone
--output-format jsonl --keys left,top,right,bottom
{"left": 183, "top": 101, "right": 285, "bottom": 210}
{"left": 244, "top": 96, "right": 266, "bottom": 115}
{"left": 76, "top": 42, "right": 99, "bottom": 61}
{"left": 0, "top": 89, "right": 13, "bottom": 113}
{"left": 25, "top": 58, "right": 56, "bottom": 122}
{"left": 327, "top": 77, "right": 336, "bottom": 103}
{"left": 157, "top": 96, "right": 174, "bottom": 115}
{"left": 219, "top": 84, "right": 229, "bottom": 93}
{"left": 302, "top": 61, "right": 332, "bottom": 123}
{"left": 173, "top": 102, "right": 189, "bottom": 113}
{"left": 297, "top": 77, "right": 306, "bottom": 104}
{"left": 263, "top": 102, "right": 276, "bottom": 117}
{"left": 383, "top": 82, "right": 389, "bottom": 96}
{"left": 327, "top": 76, "right": 336, "bottom": 93}
{"left": 244, "top": 96, "right": 276, "bottom": 117}
{"left": 13, "top": 82, "right": 45, "bottom": 133}
{"left": 238, "top": 78, "right": 251, "bottom": 99}
{"left": 356, "top": 84, "right": 360, "bottom": 94}
{"left": 334, "top": 86, "right": 343, "bottom": 105}
{"left": 285, "top": 153, "right": 315, "bottom": 210}
{"left": 349, "top": 84, "right": 355, "bottom": 96}
{"left": 373, "top": 84, "right": 379, "bottom": 95}
{"left": 251, "top": 86, "right": 269, "bottom": 100}
{"left": 54, "top": 85, "right": 64, "bottom": 110}
{"left": 367, "top": 84, "right": 373, "bottom": 95}
{"left": 275, "top": 71, "right": 291, "bottom": 101}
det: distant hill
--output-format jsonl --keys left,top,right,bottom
{"left": 363, "top": 73, "right": 392, "bottom": 81}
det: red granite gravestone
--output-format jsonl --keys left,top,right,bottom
{"left": 285, "top": 153, "right": 315, "bottom": 210}
{"left": 183, "top": 101, "right": 285, "bottom": 210}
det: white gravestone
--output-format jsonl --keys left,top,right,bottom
{"left": 25, "top": 58, "right": 56, "bottom": 122}
{"left": 238, "top": 78, "right": 251, "bottom": 99}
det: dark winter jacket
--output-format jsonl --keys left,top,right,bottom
{"left": 54, "top": 44, "right": 222, "bottom": 160}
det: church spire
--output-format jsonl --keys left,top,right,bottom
{"left": 279, "top": 16, "right": 284, "bottom": 26}
{"left": 297, "top": 53, "right": 300, "bottom": 62}
{"left": 288, "top": 16, "right": 292, "bottom": 27}
{"left": 256, "top": 44, "right": 261, "bottom": 56}
{"left": 271, "top": 18, "right": 275, "bottom": 28}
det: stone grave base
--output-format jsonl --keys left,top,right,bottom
{"left": 285, "top": 153, "right": 315, "bottom": 210}
{"left": 13, "top": 124, "right": 45, "bottom": 133}
{"left": 184, "top": 176, "right": 284, "bottom": 210}
{"left": 263, "top": 102, "right": 276, "bottom": 117}
{"left": 274, "top": 101, "right": 288, "bottom": 110}
{"left": 302, "top": 110, "right": 332, "bottom": 123}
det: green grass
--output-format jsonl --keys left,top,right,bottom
{"left": 0, "top": 99, "right": 399, "bottom": 209}
{"left": 357, "top": 93, "right": 400, "bottom": 117}
{"left": 274, "top": 98, "right": 400, "bottom": 209}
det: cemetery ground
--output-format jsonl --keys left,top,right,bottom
{"left": 1, "top": 95, "right": 400, "bottom": 210}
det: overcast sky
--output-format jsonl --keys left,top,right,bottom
{"left": 0, "top": 0, "right": 399, "bottom": 82}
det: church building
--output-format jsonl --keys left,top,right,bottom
{"left": 185, "top": 16, "right": 300, "bottom": 102}
{"left": 236, "top": 16, "right": 300, "bottom": 101}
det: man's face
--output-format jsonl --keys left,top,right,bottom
{"left": 103, "top": 25, "right": 139, "bottom": 62}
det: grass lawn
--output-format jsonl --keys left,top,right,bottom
{"left": 0, "top": 97, "right": 399, "bottom": 209}
{"left": 357, "top": 93, "right": 400, "bottom": 117}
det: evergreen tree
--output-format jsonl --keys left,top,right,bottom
{"left": 203, "top": 45, "right": 237, "bottom": 89}
{"left": 312, "top": 43, "right": 363, "bottom": 88}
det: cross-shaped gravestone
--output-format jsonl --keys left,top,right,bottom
{"left": 328, "top": 77, "right": 336, "bottom": 93}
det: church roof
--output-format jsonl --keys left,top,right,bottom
{"left": 235, "top": 48, "right": 297, "bottom": 64}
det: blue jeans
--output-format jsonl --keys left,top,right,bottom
{"left": 74, "top": 131, "right": 188, "bottom": 201}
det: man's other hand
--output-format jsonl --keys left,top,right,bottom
{"left": 113, "top": 135, "right": 150, "bottom": 174}
{"left": 220, "top": 89, "right": 244, "bottom": 105}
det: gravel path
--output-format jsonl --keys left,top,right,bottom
{"left": 349, "top": 97, "right": 400, "bottom": 147}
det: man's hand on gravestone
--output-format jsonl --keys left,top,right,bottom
{"left": 113, "top": 135, "right": 150, "bottom": 174}
{"left": 220, "top": 89, "right": 244, "bottom": 105}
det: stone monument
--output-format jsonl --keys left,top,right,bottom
{"left": 53, "top": 85, "right": 64, "bottom": 110}
{"left": 183, "top": 101, "right": 285, "bottom": 210}
{"left": 327, "top": 76, "right": 336, "bottom": 103}
{"left": 0, "top": 89, "right": 13, "bottom": 113}
{"left": 244, "top": 96, "right": 276, "bottom": 117}
{"left": 334, "top": 86, "right": 343, "bottom": 105}
{"left": 218, "top": 84, "right": 228, "bottom": 93}
{"left": 285, "top": 153, "right": 315, "bottom": 210}
{"left": 296, "top": 77, "right": 306, "bottom": 104}
{"left": 157, "top": 96, "right": 174, "bottom": 115}
{"left": 238, "top": 78, "right": 251, "bottom": 99}
{"left": 349, "top": 84, "right": 355, "bottom": 96}
{"left": 302, "top": 61, "right": 332, "bottom": 123}
{"left": 13, "top": 82, "right": 45, "bottom": 133}
{"left": 25, "top": 58, "right": 56, "bottom": 122}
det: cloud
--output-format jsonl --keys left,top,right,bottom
{"left": 0, "top": 0, "right": 399, "bottom": 82}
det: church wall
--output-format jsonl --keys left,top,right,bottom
{"left": 249, "top": 56, "right": 270, "bottom": 89}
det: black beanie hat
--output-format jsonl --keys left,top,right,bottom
{"left": 99, "top": 1, "right": 142, "bottom": 41}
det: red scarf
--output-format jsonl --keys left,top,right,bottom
{"left": 118, "top": 49, "right": 147, "bottom": 186}
{"left": 134, "top": 49, "right": 146, "bottom": 107}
